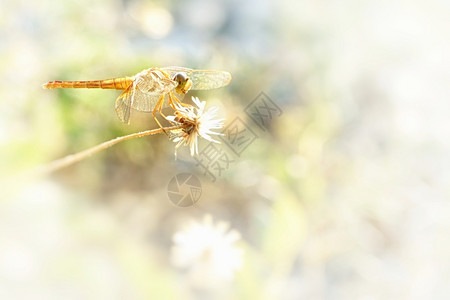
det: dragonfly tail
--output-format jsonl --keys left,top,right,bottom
{"left": 42, "top": 77, "right": 133, "bottom": 90}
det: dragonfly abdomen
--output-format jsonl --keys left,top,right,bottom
{"left": 42, "top": 77, "right": 133, "bottom": 90}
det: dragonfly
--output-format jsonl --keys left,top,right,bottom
{"left": 43, "top": 67, "right": 232, "bottom": 125}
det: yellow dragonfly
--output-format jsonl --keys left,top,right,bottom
{"left": 43, "top": 67, "right": 232, "bottom": 125}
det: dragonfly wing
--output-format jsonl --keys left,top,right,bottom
{"left": 131, "top": 70, "right": 178, "bottom": 111}
{"left": 115, "top": 69, "right": 181, "bottom": 124}
{"left": 115, "top": 85, "right": 134, "bottom": 124}
{"left": 161, "top": 66, "right": 193, "bottom": 79}
{"left": 161, "top": 67, "right": 232, "bottom": 90}
{"left": 135, "top": 69, "right": 177, "bottom": 95}
{"left": 189, "top": 70, "right": 232, "bottom": 90}
{"left": 131, "top": 90, "right": 166, "bottom": 111}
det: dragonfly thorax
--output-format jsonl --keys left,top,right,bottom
{"left": 173, "top": 72, "right": 192, "bottom": 95}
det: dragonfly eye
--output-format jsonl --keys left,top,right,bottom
{"left": 174, "top": 72, "right": 188, "bottom": 84}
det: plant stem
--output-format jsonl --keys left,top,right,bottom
{"left": 19, "top": 124, "right": 183, "bottom": 179}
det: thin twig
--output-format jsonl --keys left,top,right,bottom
{"left": 8, "top": 124, "right": 184, "bottom": 182}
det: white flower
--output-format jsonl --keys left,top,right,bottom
{"left": 170, "top": 215, "right": 243, "bottom": 288}
{"left": 167, "top": 97, "right": 225, "bottom": 156}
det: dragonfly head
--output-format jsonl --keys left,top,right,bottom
{"left": 173, "top": 72, "right": 192, "bottom": 94}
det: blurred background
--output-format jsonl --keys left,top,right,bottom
{"left": 1, "top": 0, "right": 450, "bottom": 298}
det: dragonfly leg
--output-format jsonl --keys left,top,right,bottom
{"left": 158, "top": 106, "right": 175, "bottom": 126}
{"left": 176, "top": 95, "right": 191, "bottom": 107}
{"left": 168, "top": 93, "right": 177, "bottom": 109}
{"left": 168, "top": 92, "right": 190, "bottom": 109}
{"left": 152, "top": 95, "right": 169, "bottom": 136}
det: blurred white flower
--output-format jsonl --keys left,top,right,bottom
{"left": 170, "top": 215, "right": 243, "bottom": 287}
{"left": 168, "top": 97, "right": 224, "bottom": 156}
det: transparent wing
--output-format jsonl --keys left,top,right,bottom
{"left": 132, "top": 74, "right": 177, "bottom": 111}
{"left": 115, "top": 85, "right": 134, "bottom": 124}
{"left": 130, "top": 92, "right": 163, "bottom": 111}
{"left": 115, "top": 73, "right": 178, "bottom": 123}
{"left": 161, "top": 67, "right": 232, "bottom": 90}
{"left": 135, "top": 68, "right": 178, "bottom": 95}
